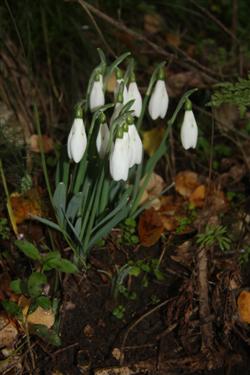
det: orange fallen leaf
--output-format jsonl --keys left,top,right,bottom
{"left": 0, "top": 314, "right": 18, "bottom": 348}
{"left": 139, "top": 172, "right": 165, "bottom": 210}
{"left": 175, "top": 171, "right": 199, "bottom": 198}
{"left": 144, "top": 13, "right": 164, "bottom": 34}
{"left": 138, "top": 208, "right": 164, "bottom": 247}
{"left": 165, "top": 33, "right": 181, "bottom": 48}
{"left": 20, "top": 296, "right": 55, "bottom": 329}
{"left": 29, "top": 134, "right": 54, "bottom": 153}
{"left": 189, "top": 184, "right": 206, "bottom": 208}
{"left": 10, "top": 188, "right": 44, "bottom": 224}
{"left": 237, "top": 291, "right": 250, "bottom": 324}
{"left": 142, "top": 127, "right": 165, "bottom": 156}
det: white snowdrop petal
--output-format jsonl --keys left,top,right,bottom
{"left": 69, "top": 118, "right": 87, "bottom": 163}
{"left": 128, "top": 125, "right": 143, "bottom": 168}
{"left": 96, "top": 123, "right": 110, "bottom": 159}
{"left": 67, "top": 128, "right": 73, "bottom": 159}
{"left": 180, "top": 110, "right": 198, "bottom": 150}
{"left": 148, "top": 80, "right": 169, "bottom": 120}
{"left": 127, "top": 82, "right": 142, "bottom": 117}
{"left": 109, "top": 137, "right": 129, "bottom": 181}
{"left": 89, "top": 77, "right": 105, "bottom": 112}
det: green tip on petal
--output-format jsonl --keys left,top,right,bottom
{"left": 116, "top": 127, "right": 124, "bottom": 139}
{"left": 129, "top": 71, "right": 136, "bottom": 83}
{"left": 117, "top": 91, "right": 124, "bottom": 104}
{"left": 115, "top": 67, "right": 123, "bottom": 79}
{"left": 158, "top": 67, "right": 165, "bottom": 80}
{"left": 126, "top": 114, "right": 134, "bottom": 125}
{"left": 123, "top": 122, "right": 129, "bottom": 132}
{"left": 185, "top": 99, "right": 192, "bottom": 111}
{"left": 94, "top": 72, "right": 101, "bottom": 81}
{"left": 75, "top": 106, "right": 83, "bottom": 118}
{"left": 99, "top": 112, "right": 106, "bottom": 124}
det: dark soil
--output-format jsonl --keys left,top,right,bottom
{"left": 34, "top": 240, "right": 250, "bottom": 375}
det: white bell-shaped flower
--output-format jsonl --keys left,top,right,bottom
{"left": 67, "top": 117, "right": 87, "bottom": 163}
{"left": 180, "top": 107, "right": 198, "bottom": 150}
{"left": 127, "top": 81, "right": 142, "bottom": 118}
{"left": 148, "top": 79, "right": 169, "bottom": 120}
{"left": 115, "top": 78, "right": 128, "bottom": 104}
{"left": 109, "top": 128, "right": 129, "bottom": 181}
{"left": 126, "top": 115, "right": 143, "bottom": 167}
{"left": 89, "top": 74, "right": 105, "bottom": 112}
{"left": 96, "top": 122, "right": 110, "bottom": 159}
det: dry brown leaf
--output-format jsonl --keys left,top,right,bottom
{"left": 29, "top": 134, "right": 54, "bottom": 153}
{"left": 83, "top": 324, "right": 94, "bottom": 338}
{"left": 139, "top": 172, "right": 165, "bottom": 210}
{"left": 0, "top": 315, "right": 18, "bottom": 349}
{"left": 106, "top": 72, "right": 116, "bottom": 93}
{"left": 144, "top": 13, "right": 164, "bottom": 34}
{"left": 237, "top": 291, "right": 250, "bottom": 324}
{"left": 160, "top": 215, "right": 178, "bottom": 231}
{"left": 20, "top": 296, "right": 55, "bottom": 328}
{"left": 95, "top": 367, "right": 131, "bottom": 375}
{"left": 175, "top": 171, "right": 199, "bottom": 198}
{"left": 165, "top": 33, "right": 181, "bottom": 48}
{"left": 189, "top": 184, "right": 206, "bottom": 208}
{"left": 138, "top": 208, "right": 164, "bottom": 247}
{"left": 142, "top": 127, "right": 165, "bottom": 156}
{"left": 10, "top": 188, "right": 44, "bottom": 224}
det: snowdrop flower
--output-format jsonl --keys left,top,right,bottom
{"left": 180, "top": 100, "right": 198, "bottom": 150}
{"left": 89, "top": 73, "right": 105, "bottom": 112}
{"left": 126, "top": 115, "right": 143, "bottom": 167}
{"left": 114, "top": 68, "right": 128, "bottom": 104}
{"left": 148, "top": 68, "right": 169, "bottom": 120}
{"left": 96, "top": 114, "right": 110, "bottom": 159}
{"left": 127, "top": 73, "right": 142, "bottom": 117}
{"left": 109, "top": 126, "right": 129, "bottom": 181}
{"left": 110, "top": 90, "right": 124, "bottom": 124}
{"left": 67, "top": 108, "right": 87, "bottom": 163}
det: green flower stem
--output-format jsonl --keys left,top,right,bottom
{"left": 34, "top": 105, "right": 53, "bottom": 204}
{"left": 83, "top": 166, "right": 105, "bottom": 256}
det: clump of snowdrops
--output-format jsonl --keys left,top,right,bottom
{"left": 36, "top": 50, "right": 198, "bottom": 266}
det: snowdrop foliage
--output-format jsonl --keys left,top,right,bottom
{"left": 52, "top": 50, "right": 199, "bottom": 260}
{"left": 67, "top": 115, "right": 87, "bottom": 163}
{"left": 180, "top": 100, "right": 198, "bottom": 150}
{"left": 89, "top": 74, "right": 105, "bottom": 112}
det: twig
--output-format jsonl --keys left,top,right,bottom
{"left": 196, "top": 245, "right": 214, "bottom": 352}
{"left": 66, "top": 0, "right": 221, "bottom": 83}
{"left": 119, "top": 297, "right": 175, "bottom": 365}
{"left": 189, "top": 0, "right": 240, "bottom": 45}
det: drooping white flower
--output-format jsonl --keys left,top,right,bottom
{"left": 109, "top": 128, "right": 129, "bottom": 181}
{"left": 180, "top": 108, "right": 198, "bottom": 150}
{"left": 67, "top": 117, "right": 87, "bottom": 163}
{"left": 127, "top": 81, "right": 142, "bottom": 117}
{"left": 148, "top": 80, "right": 169, "bottom": 120}
{"left": 89, "top": 74, "right": 105, "bottom": 112}
{"left": 96, "top": 122, "right": 110, "bottom": 159}
{"left": 115, "top": 78, "right": 128, "bottom": 104}
{"left": 127, "top": 123, "right": 143, "bottom": 167}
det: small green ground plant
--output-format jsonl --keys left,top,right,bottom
{"left": 2, "top": 240, "right": 77, "bottom": 346}
{"left": 112, "top": 258, "right": 165, "bottom": 319}
{"left": 196, "top": 225, "right": 231, "bottom": 251}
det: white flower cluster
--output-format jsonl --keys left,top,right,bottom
{"left": 67, "top": 67, "right": 198, "bottom": 181}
